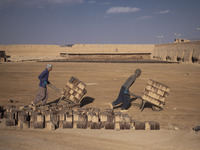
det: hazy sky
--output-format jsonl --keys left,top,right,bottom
{"left": 0, "top": 0, "right": 200, "bottom": 45}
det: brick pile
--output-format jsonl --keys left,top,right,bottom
{"left": 141, "top": 79, "right": 170, "bottom": 108}
{"left": 0, "top": 104, "right": 160, "bottom": 131}
{"left": 61, "top": 76, "right": 87, "bottom": 103}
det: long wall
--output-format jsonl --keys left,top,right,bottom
{"left": 0, "top": 44, "right": 155, "bottom": 58}
{"left": 151, "top": 41, "right": 200, "bottom": 63}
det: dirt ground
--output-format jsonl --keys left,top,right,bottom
{"left": 0, "top": 62, "right": 200, "bottom": 150}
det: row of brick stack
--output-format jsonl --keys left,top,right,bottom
{"left": 0, "top": 104, "right": 160, "bottom": 131}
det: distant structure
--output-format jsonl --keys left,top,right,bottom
{"left": 174, "top": 39, "right": 190, "bottom": 43}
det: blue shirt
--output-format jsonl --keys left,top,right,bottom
{"left": 38, "top": 69, "right": 49, "bottom": 88}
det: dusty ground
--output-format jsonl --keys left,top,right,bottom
{"left": 0, "top": 62, "right": 200, "bottom": 150}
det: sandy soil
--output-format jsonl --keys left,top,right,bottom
{"left": 0, "top": 62, "right": 200, "bottom": 150}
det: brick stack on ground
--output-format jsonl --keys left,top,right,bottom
{"left": 0, "top": 104, "right": 160, "bottom": 131}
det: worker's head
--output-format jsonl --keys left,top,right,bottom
{"left": 46, "top": 64, "right": 53, "bottom": 71}
{"left": 135, "top": 69, "right": 141, "bottom": 78}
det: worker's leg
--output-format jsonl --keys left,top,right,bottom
{"left": 42, "top": 88, "right": 48, "bottom": 105}
{"left": 121, "top": 93, "right": 130, "bottom": 110}
{"left": 111, "top": 86, "right": 125, "bottom": 107}
{"left": 34, "top": 86, "right": 46, "bottom": 105}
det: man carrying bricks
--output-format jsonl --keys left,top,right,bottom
{"left": 33, "top": 64, "right": 53, "bottom": 106}
{"left": 110, "top": 68, "right": 141, "bottom": 112}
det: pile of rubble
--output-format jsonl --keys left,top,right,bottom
{"left": 0, "top": 104, "right": 159, "bottom": 131}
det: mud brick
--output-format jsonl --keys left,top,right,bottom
{"left": 73, "top": 111, "right": 80, "bottom": 122}
{"left": 135, "top": 122, "right": 145, "bottom": 130}
{"left": 32, "top": 105, "right": 37, "bottom": 111}
{"left": 122, "top": 114, "right": 131, "bottom": 123}
{"left": 156, "top": 89, "right": 165, "bottom": 96}
{"left": 92, "top": 108, "right": 100, "bottom": 116}
{"left": 69, "top": 89, "right": 74, "bottom": 95}
{"left": 46, "top": 121, "right": 55, "bottom": 131}
{"left": 51, "top": 114, "right": 59, "bottom": 128}
{"left": 31, "top": 112, "right": 39, "bottom": 122}
{"left": 141, "top": 94, "right": 165, "bottom": 108}
{"left": 144, "top": 89, "right": 166, "bottom": 102}
{"left": 30, "top": 121, "right": 35, "bottom": 128}
{"left": 74, "top": 97, "right": 80, "bottom": 103}
{"left": 77, "top": 114, "right": 87, "bottom": 129}
{"left": 72, "top": 77, "right": 80, "bottom": 85}
{"left": 73, "top": 121, "right": 78, "bottom": 128}
{"left": 107, "top": 114, "right": 114, "bottom": 123}
{"left": 59, "top": 112, "right": 66, "bottom": 121}
{"left": 150, "top": 122, "right": 160, "bottom": 130}
{"left": 124, "top": 122, "right": 131, "bottom": 130}
{"left": 91, "top": 115, "right": 99, "bottom": 123}
{"left": 131, "top": 120, "right": 136, "bottom": 130}
{"left": 67, "top": 82, "right": 74, "bottom": 89}
{"left": 77, "top": 82, "right": 86, "bottom": 90}
{"left": 100, "top": 121, "right": 106, "bottom": 128}
{"left": 74, "top": 87, "right": 79, "bottom": 92}
{"left": 90, "top": 122, "right": 96, "bottom": 129}
{"left": 6, "top": 119, "right": 16, "bottom": 126}
{"left": 75, "top": 93, "right": 81, "bottom": 100}
{"left": 106, "top": 109, "right": 114, "bottom": 115}
{"left": 77, "top": 121, "right": 87, "bottom": 129}
{"left": 105, "top": 122, "right": 114, "bottom": 130}
{"left": 155, "top": 122, "right": 160, "bottom": 130}
{"left": 34, "top": 122, "right": 45, "bottom": 129}
{"left": 69, "top": 94, "right": 75, "bottom": 101}
{"left": 66, "top": 114, "right": 73, "bottom": 122}
{"left": 62, "top": 121, "right": 73, "bottom": 128}
{"left": 45, "top": 112, "right": 53, "bottom": 122}
{"left": 87, "top": 112, "right": 92, "bottom": 122}
{"left": 18, "top": 121, "right": 30, "bottom": 129}
{"left": 18, "top": 111, "right": 29, "bottom": 122}
{"left": 114, "top": 112, "right": 122, "bottom": 122}
{"left": 3, "top": 111, "right": 7, "bottom": 119}
{"left": 90, "top": 122, "right": 101, "bottom": 129}
{"left": 119, "top": 122, "right": 125, "bottom": 130}
{"left": 77, "top": 89, "right": 83, "bottom": 94}
{"left": 37, "top": 114, "right": 44, "bottom": 122}
{"left": 100, "top": 112, "right": 107, "bottom": 122}
{"left": 6, "top": 111, "right": 15, "bottom": 120}
{"left": 145, "top": 122, "right": 150, "bottom": 130}
{"left": 115, "top": 122, "right": 121, "bottom": 130}
{"left": 146, "top": 85, "right": 157, "bottom": 93}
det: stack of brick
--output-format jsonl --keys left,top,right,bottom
{"left": 141, "top": 79, "right": 170, "bottom": 108}
{"left": 34, "top": 114, "right": 45, "bottom": 129}
{"left": 61, "top": 76, "right": 87, "bottom": 104}
{"left": 18, "top": 111, "right": 30, "bottom": 129}
{"left": 4, "top": 106, "right": 17, "bottom": 126}
{"left": 0, "top": 104, "right": 160, "bottom": 131}
{"left": 89, "top": 108, "right": 101, "bottom": 129}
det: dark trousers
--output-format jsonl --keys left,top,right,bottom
{"left": 112, "top": 86, "right": 130, "bottom": 109}
{"left": 34, "top": 86, "right": 48, "bottom": 105}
